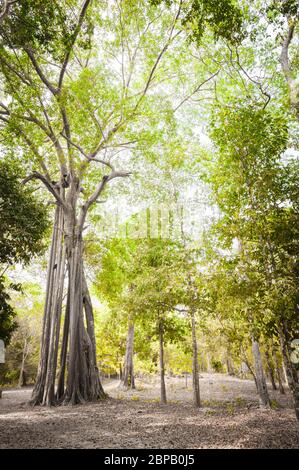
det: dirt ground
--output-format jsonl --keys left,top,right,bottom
{"left": 0, "top": 373, "right": 298, "bottom": 449}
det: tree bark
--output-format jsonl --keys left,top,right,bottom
{"left": 82, "top": 273, "right": 106, "bottom": 400}
{"left": 191, "top": 309, "right": 200, "bottom": 408}
{"left": 264, "top": 349, "right": 277, "bottom": 391}
{"left": 280, "top": 22, "right": 299, "bottom": 120}
{"left": 273, "top": 350, "right": 285, "bottom": 394}
{"left": 43, "top": 204, "right": 66, "bottom": 405}
{"left": 251, "top": 337, "right": 270, "bottom": 407}
{"left": 226, "top": 349, "right": 235, "bottom": 376}
{"left": 56, "top": 288, "right": 70, "bottom": 401}
{"left": 31, "top": 204, "right": 64, "bottom": 405}
{"left": 31, "top": 183, "right": 106, "bottom": 406}
{"left": 18, "top": 338, "right": 28, "bottom": 388}
{"left": 120, "top": 317, "right": 135, "bottom": 389}
{"left": 206, "top": 352, "right": 212, "bottom": 373}
{"left": 241, "top": 346, "right": 257, "bottom": 387}
{"left": 282, "top": 359, "right": 288, "bottom": 385}
{"left": 159, "top": 319, "right": 167, "bottom": 404}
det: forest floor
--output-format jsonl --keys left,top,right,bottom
{"left": 0, "top": 373, "right": 298, "bottom": 449}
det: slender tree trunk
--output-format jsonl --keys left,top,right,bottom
{"left": 206, "top": 352, "right": 212, "bottom": 373}
{"left": 282, "top": 360, "right": 288, "bottom": 385}
{"left": 279, "top": 326, "right": 299, "bottom": 420}
{"left": 251, "top": 337, "right": 270, "bottom": 407}
{"left": 273, "top": 350, "right": 285, "bottom": 394}
{"left": 283, "top": 330, "right": 299, "bottom": 383}
{"left": 241, "top": 346, "right": 257, "bottom": 387}
{"left": 226, "top": 349, "right": 235, "bottom": 376}
{"left": 120, "top": 317, "right": 135, "bottom": 389}
{"left": 264, "top": 349, "right": 277, "bottom": 391}
{"left": 159, "top": 319, "right": 167, "bottom": 404}
{"left": 18, "top": 339, "right": 28, "bottom": 388}
{"left": 191, "top": 309, "right": 200, "bottom": 408}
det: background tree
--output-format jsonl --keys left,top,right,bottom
{"left": 0, "top": 282, "right": 44, "bottom": 387}
{"left": 203, "top": 103, "right": 299, "bottom": 416}
{"left": 0, "top": 159, "right": 49, "bottom": 346}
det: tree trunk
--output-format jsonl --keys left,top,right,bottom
{"left": 120, "top": 318, "right": 135, "bottom": 389}
{"left": 251, "top": 337, "right": 270, "bottom": 407}
{"left": 159, "top": 319, "right": 167, "bottom": 404}
{"left": 206, "top": 352, "right": 212, "bottom": 373}
{"left": 226, "top": 349, "right": 235, "bottom": 376}
{"left": 241, "top": 346, "right": 257, "bottom": 387}
{"left": 31, "top": 185, "right": 106, "bottom": 406}
{"left": 264, "top": 349, "right": 277, "bottom": 391}
{"left": 191, "top": 309, "right": 200, "bottom": 408}
{"left": 282, "top": 359, "right": 288, "bottom": 385}
{"left": 18, "top": 339, "right": 28, "bottom": 388}
{"left": 279, "top": 327, "right": 299, "bottom": 420}
{"left": 273, "top": 350, "right": 285, "bottom": 394}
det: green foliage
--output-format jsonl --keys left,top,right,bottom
{"left": 0, "top": 159, "right": 49, "bottom": 265}
{"left": 0, "top": 0, "right": 77, "bottom": 56}
{"left": 266, "top": 0, "right": 299, "bottom": 20}
{"left": 0, "top": 159, "right": 49, "bottom": 346}
{"left": 91, "top": 236, "right": 193, "bottom": 374}
{"left": 0, "top": 282, "right": 43, "bottom": 385}
{"left": 203, "top": 101, "right": 299, "bottom": 358}
{"left": 211, "top": 358, "right": 223, "bottom": 372}
{"left": 183, "top": 0, "right": 245, "bottom": 44}
{"left": 0, "top": 276, "right": 17, "bottom": 345}
{"left": 151, "top": 0, "right": 245, "bottom": 44}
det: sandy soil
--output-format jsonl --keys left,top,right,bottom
{"left": 0, "top": 373, "right": 298, "bottom": 449}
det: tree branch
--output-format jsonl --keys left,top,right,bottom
{"left": 234, "top": 47, "right": 271, "bottom": 109}
{"left": 60, "top": 131, "right": 115, "bottom": 171}
{"left": 0, "top": 0, "right": 18, "bottom": 21}
{"left": 79, "top": 170, "right": 131, "bottom": 228}
{"left": 22, "top": 171, "right": 67, "bottom": 208}
{"left": 58, "top": 0, "right": 92, "bottom": 89}
{"left": 132, "top": 2, "right": 182, "bottom": 114}
{"left": 280, "top": 20, "right": 298, "bottom": 110}
{"left": 24, "top": 48, "right": 59, "bottom": 96}
{"left": 174, "top": 70, "right": 220, "bottom": 112}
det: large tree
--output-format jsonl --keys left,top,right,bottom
{"left": 0, "top": 0, "right": 191, "bottom": 405}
